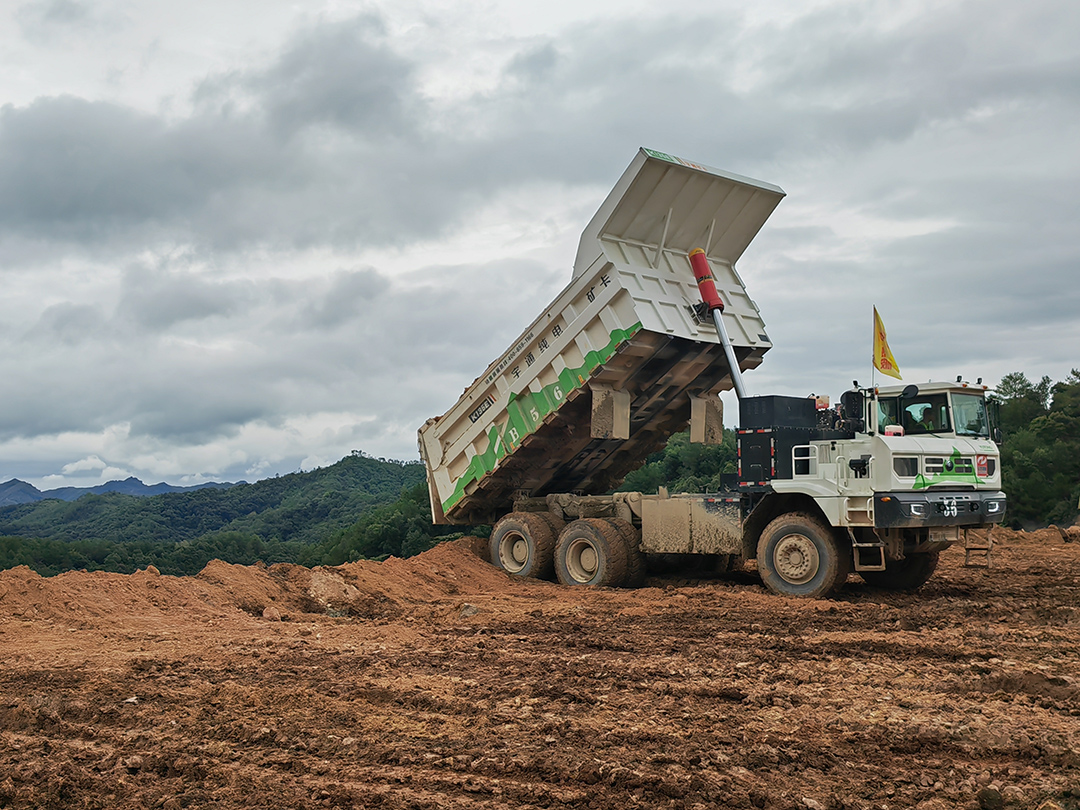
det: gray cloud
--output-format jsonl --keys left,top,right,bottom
{"left": 117, "top": 262, "right": 254, "bottom": 330}
{"left": 27, "top": 302, "right": 107, "bottom": 345}
{"left": 3, "top": 4, "right": 1076, "bottom": 260}
{"left": 249, "top": 15, "right": 417, "bottom": 139}
{"left": 0, "top": 96, "right": 287, "bottom": 248}
{"left": 15, "top": 0, "right": 98, "bottom": 41}
{"left": 298, "top": 268, "right": 391, "bottom": 330}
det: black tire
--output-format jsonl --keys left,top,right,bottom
{"left": 534, "top": 511, "right": 566, "bottom": 538}
{"left": 860, "top": 552, "right": 940, "bottom": 591}
{"left": 833, "top": 531, "right": 852, "bottom": 590}
{"left": 756, "top": 512, "right": 847, "bottom": 598}
{"left": 708, "top": 554, "right": 738, "bottom": 575}
{"left": 489, "top": 513, "right": 557, "bottom": 580}
{"left": 603, "top": 518, "right": 646, "bottom": 588}
{"left": 555, "top": 519, "right": 629, "bottom": 587}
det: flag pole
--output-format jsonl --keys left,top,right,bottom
{"left": 871, "top": 307, "right": 876, "bottom": 390}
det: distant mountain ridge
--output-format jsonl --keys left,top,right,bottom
{"left": 0, "top": 476, "right": 238, "bottom": 508}
{"left": 0, "top": 453, "right": 426, "bottom": 549}
{"left": 0, "top": 452, "right": 434, "bottom": 577}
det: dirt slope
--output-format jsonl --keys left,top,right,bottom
{"left": 0, "top": 532, "right": 1078, "bottom": 810}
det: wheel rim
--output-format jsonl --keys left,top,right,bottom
{"left": 773, "top": 533, "right": 820, "bottom": 585}
{"left": 565, "top": 538, "right": 599, "bottom": 583}
{"left": 498, "top": 531, "right": 530, "bottom": 573}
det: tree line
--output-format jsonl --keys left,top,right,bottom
{"left": 995, "top": 369, "right": 1080, "bottom": 526}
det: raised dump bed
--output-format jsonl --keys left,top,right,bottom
{"left": 419, "top": 148, "right": 785, "bottom": 525}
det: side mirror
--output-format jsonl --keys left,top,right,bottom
{"left": 901, "top": 384, "right": 919, "bottom": 400}
{"left": 839, "top": 390, "right": 866, "bottom": 432}
{"left": 993, "top": 427, "right": 1003, "bottom": 445}
{"left": 848, "top": 455, "right": 871, "bottom": 477}
{"left": 840, "top": 390, "right": 864, "bottom": 418}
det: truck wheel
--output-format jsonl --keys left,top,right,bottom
{"left": 860, "top": 552, "right": 940, "bottom": 591}
{"left": 757, "top": 513, "right": 846, "bottom": 598}
{"left": 604, "top": 518, "right": 646, "bottom": 588}
{"left": 535, "top": 511, "right": 566, "bottom": 538}
{"left": 489, "top": 513, "right": 557, "bottom": 580}
{"left": 555, "top": 519, "right": 629, "bottom": 587}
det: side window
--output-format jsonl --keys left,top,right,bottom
{"left": 877, "top": 398, "right": 899, "bottom": 428}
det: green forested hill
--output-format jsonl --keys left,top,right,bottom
{"left": 0, "top": 453, "right": 444, "bottom": 576}
{"left": 0, "top": 452, "right": 423, "bottom": 545}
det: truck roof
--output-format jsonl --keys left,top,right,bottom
{"left": 875, "top": 381, "right": 992, "bottom": 396}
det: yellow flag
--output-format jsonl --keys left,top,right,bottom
{"left": 873, "top": 306, "right": 902, "bottom": 380}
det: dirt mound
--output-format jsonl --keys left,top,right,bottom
{"left": 0, "top": 563, "right": 227, "bottom": 626}
{"left": 991, "top": 525, "right": 1079, "bottom": 545}
{"left": 0, "top": 538, "right": 512, "bottom": 629}
{"left": 1, "top": 530, "right": 1073, "bottom": 629}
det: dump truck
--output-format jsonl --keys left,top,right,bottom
{"left": 418, "top": 148, "right": 1007, "bottom": 597}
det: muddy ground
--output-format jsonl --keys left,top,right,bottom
{"left": 0, "top": 528, "right": 1078, "bottom": 810}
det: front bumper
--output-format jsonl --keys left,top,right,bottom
{"left": 874, "top": 490, "right": 1007, "bottom": 529}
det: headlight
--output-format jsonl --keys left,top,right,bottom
{"left": 906, "top": 502, "right": 928, "bottom": 517}
{"left": 986, "top": 500, "right": 1004, "bottom": 514}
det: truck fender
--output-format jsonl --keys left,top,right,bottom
{"left": 741, "top": 492, "right": 838, "bottom": 561}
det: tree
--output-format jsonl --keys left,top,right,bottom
{"left": 993, "top": 372, "right": 1052, "bottom": 437}
{"left": 997, "top": 369, "right": 1080, "bottom": 527}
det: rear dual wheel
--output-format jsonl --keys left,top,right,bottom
{"left": 489, "top": 513, "right": 559, "bottom": 580}
{"left": 603, "top": 518, "right": 646, "bottom": 587}
{"left": 555, "top": 519, "right": 631, "bottom": 587}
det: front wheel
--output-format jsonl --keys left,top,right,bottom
{"left": 860, "top": 552, "right": 939, "bottom": 591}
{"left": 757, "top": 513, "right": 848, "bottom": 598}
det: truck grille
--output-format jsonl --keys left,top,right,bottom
{"left": 925, "top": 457, "right": 974, "bottom": 475}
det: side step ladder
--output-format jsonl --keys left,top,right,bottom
{"left": 849, "top": 529, "right": 886, "bottom": 572}
{"left": 964, "top": 527, "right": 994, "bottom": 568}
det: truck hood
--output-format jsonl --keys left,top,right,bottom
{"left": 879, "top": 435, "right": 998, "bottom": 455}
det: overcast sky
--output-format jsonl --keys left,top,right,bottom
{"left": 2, "top": 0, "right": 1078, "bottom": 490}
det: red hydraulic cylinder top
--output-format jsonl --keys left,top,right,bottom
{"left": 689, "top": 248, "right": 724, "bottom": 311}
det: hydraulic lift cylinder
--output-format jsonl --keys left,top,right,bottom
{"left": 689, "top": 248, "right": 747, "bottom": 400}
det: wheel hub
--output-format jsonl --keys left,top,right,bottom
{"left": 565, "top": 538, "right": 599, "bottom": 583}
{"left": 773, "top": 534, "right": 819, "bottom": 585}
{"left": 511, "top": 539, "right": 528, "bottom": 564}
{"left": 499, "top": 532, "right": 530, "bottom": 573}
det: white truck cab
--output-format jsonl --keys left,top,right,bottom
{"left": 742, "top": 382, "right": 1006, "bottom": 594}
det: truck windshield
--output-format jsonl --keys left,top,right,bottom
{"left": 951, "top": 392, "right": 990, "bottom": 437}
{"left": 889, "top": 395, "right": 950, "bottom": 438}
